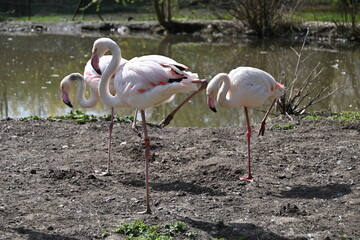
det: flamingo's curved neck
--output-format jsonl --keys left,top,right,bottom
{"left": 76, "top": 77, "right": 99, "bottom": 108}
{"left": 214, "top": 73, "right": 233, "bottom": 108}
{"left": 98, "top": 41, "right": 124, "bottom": 107}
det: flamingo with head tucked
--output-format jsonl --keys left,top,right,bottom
{"left": 60, "top": 55, "right": 128, "bottom": 176}
{"left": 206, "top": 67, "right": 285, "bottom": 181}
{"left": 91, "top": 37, "right": 207, "bottom": 214}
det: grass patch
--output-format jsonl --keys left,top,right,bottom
{"left": 329, "top": 111, "right": 360, "bottom": 122}
{"left": 49, "top": 110, "right": 98, "bottom": 124}
{"left": 273, "top": 123, "right": 293, "bottom": 130}
{"left": 112, "top": 220, "right": 197, "bottom": 240}
{"left": 304, "top": 111, "right": 360, "bottom": 122}
{"left": 10, "top": 15, "right": 73, "bottom": 22}
{"left": 304, "top": 114, "right": 324, "bottom": 121}
{"left": 18, "top": 110, "right": 134, "bottom": 125}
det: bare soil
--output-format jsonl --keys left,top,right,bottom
{"left": 0, "top": 115, "right": 359, "bottom": 240}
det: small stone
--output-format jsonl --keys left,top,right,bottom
{"left": 87, "top": 174, "right": 96, "bottom": 179}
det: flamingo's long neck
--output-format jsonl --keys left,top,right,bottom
{"left": 214, "top": 73, "right": 233, "bottom": 108}
{"left": 98, "top": 41, "right": 124, "bottom": 107}
{"left": 76, "top": 77, "right": 99, "bottom": 108}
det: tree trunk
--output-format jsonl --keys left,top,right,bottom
{"left": 152, "top": 0, "right": 205, "bottom": 34}
{"left": 27, "top": 0, "right": 31, "bottom": 20}
{"left": 72, "top": 0, "right": 83, "bottom": 21}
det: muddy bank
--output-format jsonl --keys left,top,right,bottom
{"left": 0, "top": 115, "right": 359, "bottom": 239}
{"left": 0, "top": 19, "right": 356, "bottom": 41}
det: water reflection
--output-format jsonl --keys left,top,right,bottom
{"left": 0, "top": 32, "right": 358, "bottom": 127}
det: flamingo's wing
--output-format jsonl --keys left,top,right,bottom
{"left": 117, "top": 58, "right": 196, "bottom": 94}
{"left": 229, "top": 67, "right": 278, "bottom": 107}
{"left": 136, "top": 55, "right": 188, "bottom": 71}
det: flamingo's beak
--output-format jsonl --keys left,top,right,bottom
{"left": 62, "top": 91, "right": 73, "bottom": 108}
{"left": 207, "top": 94, "right": 217, "bottom": 113}
{"left": 91, "top": 51, "right": 102, "bottom": 75}
{"left": 210, "top": 106, "right": 217, "bottom": 113}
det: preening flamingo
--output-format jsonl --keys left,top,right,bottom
{"left": 92, "top": 37, "right": 207, "bottom": 214}
{"left": 60, "top": 56, "right": 128, "bottom": 176}
{"left": 206, "top": 67, "right": 285, "bottom": 181}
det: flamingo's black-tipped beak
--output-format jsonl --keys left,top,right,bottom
{"left": 91, "top": 51, "right": 102, "bottom": 75}
{"left": 94, "top": 66, "right": 102, "bottom": 75}
{"left": 209, "top": 107, "right": 217, "bottom": 113}
{"left": 62, "top": 92, "right": 73, "bottom": 108}
{"left": 207, "top": 94, "right": 217, "bottom": 113}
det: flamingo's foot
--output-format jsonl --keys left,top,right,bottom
{"left": 257, "top": 123, "right": 266, "bottom": 136}
{"left": 138, "top": 208, "right": 152, "bottom": 214}
{"left": 240, "top": 176, "right": 253, "bottom": 181}
{"left": 158, "top": 115, "right": 173, "bottom": 128}
{"left": 99, "top": 171, "right": 112, "bottom": 176}
{"left": 131, "top": 125, "right": 142, "bottom": 138}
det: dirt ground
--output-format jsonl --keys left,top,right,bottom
{"left": 0, "top": 115, "right": 359, "bottom": 240}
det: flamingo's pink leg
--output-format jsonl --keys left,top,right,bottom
{"left": 102, "top": 107, "right": 115, "bottom": 176}
{"left": 132, "top": 109, "right": 142, "bottom": 137}
{"left": 140, "top": 110, "right": 152, "bottom": 214}
{"left": 258, "top": 99, "right": 276, "bottom": 136}
{"left": 240, "top": 107, "right": 253, "bottom": 181}
{"left": 158, "top": 80, "right": 208, "bottom": 128}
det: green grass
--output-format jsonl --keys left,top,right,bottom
{"left": 7, "top": 7, "right": 360, "bottom": 23}
{"left": 329, "top": 111, "right": 360, "bottom": 122}
{"left": 291, "top": 11, "right": 354, "bottom": 23}
{"left": 304, "top": 111, "right": 360, "bottom": 122}
{"left": 305, "top": 114, "right": 324, "bottom": 121}
{"left": 10, "top": 15, "right": 72, "bottom": 22}
{"left": 290, "top": 3, "right": 360, "bottom": 23}
{"left": 18, "top": 110, "right": 134, "bottom": 125}
{"left": 273, "top": 123, "right": 293, "bottom": 130}
{"left": 339, "top": 234, "right": 353, "bottom": 240}
{"left": 112, "top": 220, "right": 196, "bottom": 240}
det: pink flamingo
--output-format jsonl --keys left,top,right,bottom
{"left": 60, "top": 56, "right": 128, "bottom": 176}
{"left": 206, "top": 67, "right": 285, "bottom": 181}
{"left": 91, "top": 37, "right": 206, "bottom": 214}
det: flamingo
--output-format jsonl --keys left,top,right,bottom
{"left": 206, "top": 67, "right": 285, "bottom": 181}
{"left": 60, "top": 55, "right": 128, "bottom": 176}
{"left": 91, "top": 37, "right": 207, "bottom": 214}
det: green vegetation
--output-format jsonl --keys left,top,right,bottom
{"left": 329, "top": 111, "right": 360, "bottom": 122}
{"left": 304, "top": 114, "right": 324, "bottom": 121}
{"left": 112, "top": 220, "right": 196, "bottom": 240}
{"left": 2, "top": 0, "right": 360, "bottom": 38}
{"left": 48, "top": 110, "right": 98, "bottom": 124}
{"left": 18, "top": 110, "right": 134, "bottom": 125}
{"left": 339, "top": 234, "right": 353, "bottom": 240}
{"left": 304, "top": 111, "right": 360, "bottom": 122}
{"left": 291, "top": 3, "right": 360, "bottom": 23}
{"left": 273, "top": 123, "right": 293, "bottom": 130}
{"left": 292, "top": 11, "right": 348, "bottom": 22}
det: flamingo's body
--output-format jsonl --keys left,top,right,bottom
{"left": 206, "top": 67, "right": 285, "bottom": 181}
{"left": 91, "top": 37, "right": 205, "bottom": 214}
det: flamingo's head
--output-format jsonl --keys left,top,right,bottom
{"left": 206, "top": 75, "right": 223, "bottom": 113}
{"left": 91, "top": 38, "right": 118, "bottom": 75}
{"left": 60, "top": 73, "right": 83, "bottom": 108}
{"left": 206, "top": 92, "right": 217, "bottom": 113}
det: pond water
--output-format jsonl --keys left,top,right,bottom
{"left": 0, "top": 31, "right": 358, "bottom": 127}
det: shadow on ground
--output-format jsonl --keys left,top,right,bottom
{"left": 277, "top": 184, "right": 352, "bottom": 199}
{"left": 13, "top": 227, "right": 79, "bottom": 240}
{"left": 179, "top": 217, "right": 307, "bottom": 240}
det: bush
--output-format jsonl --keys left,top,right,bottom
{"left": 210, "top": 0, "right": 301, "bottom": 36}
